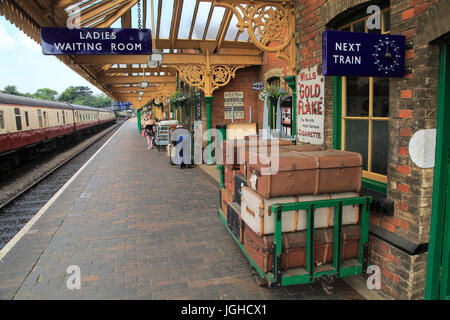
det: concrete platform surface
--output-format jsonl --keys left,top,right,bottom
{"left": 0, "top": 119, "right": 365, "bottom": 300}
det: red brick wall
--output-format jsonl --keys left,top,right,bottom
{"left": 210, "top": 66, "right": 261, "bottom": 130}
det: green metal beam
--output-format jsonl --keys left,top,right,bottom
{"left": 205, "top": 96, "right": 214, "bottom": 164}
{"left": 285, "top": 75, "right": 297, "bottom": 139}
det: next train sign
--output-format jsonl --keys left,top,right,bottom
{"left": 40, "top": 28, "right": 152, "bottom": 55}
{"left": 322, "top": 30, "right": 406, "bottom": 77}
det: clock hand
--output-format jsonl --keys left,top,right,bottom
{"left": 385, "top": 41, "right": 393, "bottom": 60}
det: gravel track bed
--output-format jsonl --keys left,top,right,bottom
{"left": 0, "top": 121, "right": 126, "bottom": 249}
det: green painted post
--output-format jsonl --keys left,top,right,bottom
{"left": 269, "top": 99, "right": 274, "bottom": 130}
{"left": 426, "top": 45, "right": 450, "bottom": 300}
{"left": 137, "top": 109, "right": 142, "bottom": 133}
{"left": 218, "top": 165, "right": 225, "bottom": 189}
{"left": 285, "top": 75, "right": 297, "bottom": 139}
{"left": 205, "top": 96, "right": 214, "bottom": 164}
{"left": 333, "top": 77, "right": 343, "bottom": 150}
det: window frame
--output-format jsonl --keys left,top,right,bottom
{"left": 334, "top": 7, "right": 391, "bottom": 192}
{"left": 0, "top": 110, "right": 4, "bottom": 129}
{"left": 14, "top": 107, "right": 22, "bottom": 131}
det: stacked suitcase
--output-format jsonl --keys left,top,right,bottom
{"left": 221, "top": 139, "right": 364, "bottom": 273}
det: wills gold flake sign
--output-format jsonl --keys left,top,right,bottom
{"left": 296, "top": 66, "right": 325, "bottom": 145}
{"left": 224, "top": 92, "right": 244, "bottom": 120}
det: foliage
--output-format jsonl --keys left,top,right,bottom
{"left": 258, "top": 85, "right": 288, "bottom": 101}
{"left": 1, "top": 85, "right": 114, "bottom": 108}
{"left": 169, "top": 91, "right": 187, "bottom": 106}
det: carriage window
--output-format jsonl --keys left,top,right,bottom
{"left": 43, "top": 111, "right": 48, "bottom": 127}
{"left": 37, "top": 109, "right": 43, "bottom": 128}
{"left": 25, "top": 111, "right": 29, "bottom": 127}
{"left": 57, "top": 112, "right": 60, "bottom": 123}
{"left": 15, "top": 108, "right": 22, "bottom": 131}
{"left": 62, "top": 111, "right": 66, "bottom": 124}
{"left": 0, "top": 111, "right": 4, "bottom": 129}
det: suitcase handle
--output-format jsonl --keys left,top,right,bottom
{"left": 246, "top": 206, "right": 256, "bottom": 217}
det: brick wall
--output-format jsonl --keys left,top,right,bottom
{"left": 295, "top": 0, "right": 450, "bottom": 299}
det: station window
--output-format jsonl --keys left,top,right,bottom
{"left": 15, "top": 108, "right": 22, "bottom": 131}
{"left": 25, "top": 111, "right": 29, "bottom": 127}
{"left": 267, "top": 77, "right": 281, "bottom": 88}
{"left": 337, "top": 8, "right": 390, "bottom": 185}
{"left": 37, "top": 109, "right": 43, "bottom": 128}
{"left": 0, "top": 110, "right": 4, "bottom": 129}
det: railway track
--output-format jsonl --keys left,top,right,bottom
{"left": 0, "top": 120, "right": 126, "bottom": 249}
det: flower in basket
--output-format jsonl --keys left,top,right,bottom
{"left": 170, "top": 91, "right": 187, "bottom": 107}
{"left": 258, "top": 85, "right": 288, "bottom": 102}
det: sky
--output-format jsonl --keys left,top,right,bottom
{"left": 0, "top": 16, "right": 103, "bottom": 95}
{"left": 0, "top": 0, "right": 241, "bottom": 97}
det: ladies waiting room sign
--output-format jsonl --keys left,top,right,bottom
{"left": 296, "top": 66, "right": 325, "bottom": 145}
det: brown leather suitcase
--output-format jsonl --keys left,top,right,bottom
{"left": 224, "top": 165, "right": 236, "bottom": 197}
{"left": 246, "top": 151, "right": 320, "bottom": 198}
{"left": 299, "top": 150, "right": 363, "bottom": 194}
{"left": 279, "top": 144, "right": 325, "bottom": 152}
{"left": 243, "top": 224, "right": 361, "bottom": 273}
{"left": 221, "top": 187, "right": 233, "bottom": 217}
{"left": 246, "top": 150, "right": 362, "bottom": 198}
{"left": 222, "top": 138, "right": 292, "bottom": 166}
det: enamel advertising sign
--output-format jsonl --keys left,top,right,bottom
{"left": 296, "top": 66, "right": 325, "bottom": 145}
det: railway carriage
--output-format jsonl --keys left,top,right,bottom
{"left": 0, "top": 93, "right": 116, "bottom": 164}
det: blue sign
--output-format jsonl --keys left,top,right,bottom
{"left": 117, "top": 102, "right": 132, "bottom": 107}
{"left": 322, "top": 30, "right": 405, "bottom": 77}
{"left": 41, "top": 28, "right": 152, "bottom": 55}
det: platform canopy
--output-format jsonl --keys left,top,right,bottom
{"left": 0, "top": 0, "right": 295, "bottom": 108}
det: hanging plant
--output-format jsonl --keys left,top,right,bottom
{"left": 170, "top": 91, "right": 187, "bottom": 107}
{"left": 152, "top": 99, "right": 163, "bottom": 107}
{"left": 258, "top": 85, "right": 288, "bottom": 102}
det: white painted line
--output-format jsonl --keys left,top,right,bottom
{"left": 0, "top": 120, "right": 129, "bottom": 262}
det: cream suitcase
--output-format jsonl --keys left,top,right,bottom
{"left": 240, "top": 186, "right": 360, "bottom": 236}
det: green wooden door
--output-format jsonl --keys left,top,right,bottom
{"left": 426, "top": 45, "right": 450, "bottom": 300}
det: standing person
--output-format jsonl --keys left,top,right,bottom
{"left": 144, "top": 119, "right": 155, "bottom": 150}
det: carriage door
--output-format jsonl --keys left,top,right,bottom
{"left": 426, "top": 44, "right": 450, "bottom": 300}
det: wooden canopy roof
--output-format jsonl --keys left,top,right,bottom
{"left": 0, "top": 0, "right": 295, "bottom": 108}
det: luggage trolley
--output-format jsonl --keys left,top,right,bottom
{"left": 217, "top": 168, "right": 372, "bottom": 290}
{"left": 155, "top": 120, "right": 179, "bottom": 151}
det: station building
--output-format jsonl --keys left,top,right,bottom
{"left": 171, "top": 0, "right": 450, "bottom": 300}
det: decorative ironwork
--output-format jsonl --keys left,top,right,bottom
{"left": 215, "top": 1, "right": 295, "bottom": 74}
{"left": 173, "top": 51, "right": 245, "bottom": 96}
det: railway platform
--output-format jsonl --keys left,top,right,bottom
{"left": 0, "top": 119, "right": 368, "bottom": 300}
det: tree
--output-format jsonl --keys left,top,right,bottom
{"left": 33, "top": 88, "right": 58, "bottom": 101}
{"left": 58, "top": 86, "right": 93, "bottom": 104}
{"left": 3, "top": 85, "right": 21, "bottom": 96}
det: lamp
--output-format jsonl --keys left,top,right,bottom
{"left": 147, "top": 49, "right": 163, "bottom": 68}
{"left": 139, "top": 91, "right": 144, "bottom": 96}
{"left": 140, "top": 80, "right": 149, "bottom": 89}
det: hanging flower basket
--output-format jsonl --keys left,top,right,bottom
{"left": 258, "top": 85, "right": 288, "bottom": 102}
{"left": 170, "top": 91, "right": 187, "bottom": 107}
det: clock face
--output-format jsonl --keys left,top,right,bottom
{"left": 373, "top": 38, "right": 402, "bottom": 74}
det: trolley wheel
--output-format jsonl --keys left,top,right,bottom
{"left": 157, "top": 145, "right": 161, "bottom": 151}
{"left": 254, "top": 274, "right": 268, "bottom": 288}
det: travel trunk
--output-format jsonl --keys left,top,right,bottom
{"left": 246, "top": 150, "right": 363, "bottom": 198}
{"left": 234, "top": 172, "right": 248, "bottom": 205}
{"left": 224, "top": 165, "right": 236, "bottom": 197}
{"left": 227, "top": 202, "right": 244, "bottom": 243}
{"left": 222, "top": 138, "right": 292, "bottom": 166}
{"left": 241, "top": 186, "right": 360, "bottom": 236}
{"left": 243, "top": 224, "right": 361, "bottom": 273}
{"left": 221, "top": 188, "right": 233, "bottom": 217}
